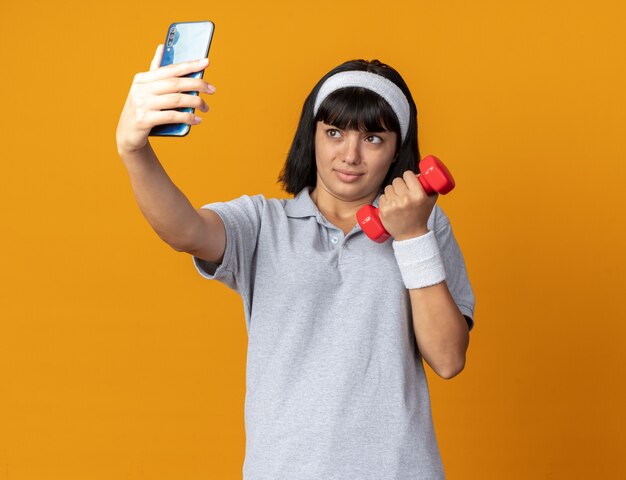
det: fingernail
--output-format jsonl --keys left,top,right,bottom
{"left": 198, "top": 58, "right": 209, "bottom": 64}
{"left": 194, "top": 115, "right": 202, "bottom": 123}
{"left": 207, "top": 84, "right": 216, "bottom": 93}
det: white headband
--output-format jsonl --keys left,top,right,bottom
{"left": 313, "top": 70, "right": 411, "bottom": 142}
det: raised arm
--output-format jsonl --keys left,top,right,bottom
{"left": 378, "top": 171, "right": 471, "bottom": 379}
{"left": 116, "top": 44, "right": 225, "bottom": 263}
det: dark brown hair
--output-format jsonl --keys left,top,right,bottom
{"left": 278, "top": 59, "right": 420, "bottom": 194}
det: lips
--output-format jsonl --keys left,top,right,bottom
{"left": 334, "top": 169, "right": 363, "bottom": 183}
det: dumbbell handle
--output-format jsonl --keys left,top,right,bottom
{"left": 356, "top": 155, "right": 455, "bottom": 243}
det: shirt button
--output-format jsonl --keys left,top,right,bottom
{"left": 331, "top": 236, "right": 339, "bottom": 244}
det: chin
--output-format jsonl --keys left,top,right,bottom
{"left": 330, "top": 183, "right": 373, "bottom": 201}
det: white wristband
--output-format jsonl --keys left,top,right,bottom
{"left": 392, "top": 230, "right": 446, "bottom": 289}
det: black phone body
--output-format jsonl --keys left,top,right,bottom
{"left": 149, "top": 21, "right": 215, "bottom": 137}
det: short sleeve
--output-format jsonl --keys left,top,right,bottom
{"left": 192, "top": 194, "right": 264, "bottom": 304}
{"left": 432, "top": 206, "right": 476, "bottom": 331}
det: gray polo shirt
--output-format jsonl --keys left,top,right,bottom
{"left": 193, "top": 188, "right": 475, "bottom": 480}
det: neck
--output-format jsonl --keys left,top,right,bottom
{"left": 310, "top": 185, "right": 379, "bottom": 234}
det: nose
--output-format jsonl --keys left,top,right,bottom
{"left": 342, "top": 134, "right": 361, "bottom": 165}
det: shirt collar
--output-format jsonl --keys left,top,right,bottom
{"left": 284, "top": 188, "right": 319, "bottom": 218}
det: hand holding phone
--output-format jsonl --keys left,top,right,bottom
{"left": 117, "top": 21, "right": 216, "bottom": 153}
{"left": 149, "top": 21, "right": 215, "bottom": 136}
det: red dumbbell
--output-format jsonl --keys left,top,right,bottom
{"left": 356, "top": 155, "right": 455, "bottom": 243}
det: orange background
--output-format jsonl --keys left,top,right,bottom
{"left": 1, "top": 1, "right": 625, "bottom": 478}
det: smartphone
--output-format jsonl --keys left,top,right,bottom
{"left": 149, "top": 21, "right": 215, "bottom": 137}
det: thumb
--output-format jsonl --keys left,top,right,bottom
{"left": 149, "top": 44, "right": 164, "bottom": 71}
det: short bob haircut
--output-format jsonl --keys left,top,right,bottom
{"left": 278, "top": 59, "right": 420, "bottom": 195}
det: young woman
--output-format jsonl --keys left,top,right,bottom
{"left": 117, "top": 44, "right": 475, "bottom": 480}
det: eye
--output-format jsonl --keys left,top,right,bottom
{"left": 326, "top": 128, "right": 342, "bottom": 138}
{"left": 365, "top": 134, "right": 383, "bottom": 144}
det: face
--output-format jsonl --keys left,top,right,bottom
{"left": 313, "top": 120, "right": 398, "bottom": 203}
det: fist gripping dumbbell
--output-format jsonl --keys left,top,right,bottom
{"left": 356, "top": 155, "right": 455, "bottom": 243}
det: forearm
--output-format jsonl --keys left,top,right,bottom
{"left": 409, "top": 282, "right": 469, "bottom": 379}
{"left": 119, "top": 142, "right": 205, "bottom": 251}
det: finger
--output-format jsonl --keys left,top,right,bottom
{"left": 391, "top": 176, "right": 409, "bottom": 196}
{"left": 383, "top": 184, "right": 395, "bottom": 198}
{"left": 403, "top": 170, "right": 426, "bottom": 194}
{"left": 141, "top": 57, "right": 210, "bottom": 83}
{"left": 149, "top": 44, "right": 164, "bottom": 71}
{"left": 146, "top": 77, "right": 216, "bottom": 95}
{"left": 144, "top": 109, "right": 203, "bottom": 127}
{"left": 150, "top": 93, "right": 209, "bottom": 113}
{"left": 410, "top": 170, "right": 439, "bottom": 202}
